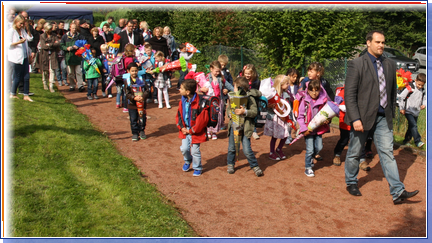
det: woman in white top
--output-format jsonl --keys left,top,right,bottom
{"left": 7, "top": 14, "right": 34, "bottom": 101}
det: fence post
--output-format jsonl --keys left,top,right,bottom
{"left": 241, "top": 46, "right": 243, "bottom": 69}
{"left": 219, "top": 43, "right": 221, "bottom": 55}
{"left": 344, "top": 57, "right": 347, "bottom": 80}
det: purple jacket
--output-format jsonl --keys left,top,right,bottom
{"left": 297, "top": 86, "right": 330, "bottom": 135}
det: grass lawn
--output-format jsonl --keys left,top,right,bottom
{"left": 9, "top": 74, "right": 197, "bottom": 237}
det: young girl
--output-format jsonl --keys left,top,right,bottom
{"left": 297, "top": 79, "right": 330, "bottom": 177}
{"left": 263, "top": 75, "right": 292, "bottom": 160}
{"left": 240, "top": 64, "right": 261, "bottom": 139}
{"left": 153, "top": 51, "right": 171, "bottom": 109}
{"left": 299, "top": 62, "right": 335, "bottom": 101}
{"left": 201, "top": 60, "right": 233, "bottom": 140}
{"left": 116, "top": 43, "right": 136, "bottom": 112}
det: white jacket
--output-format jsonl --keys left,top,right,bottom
{"left": 7, "top": 27, "right": 33, "bottom": 64}
{"left": 397, "top": 82, "right": 426, "bottom": 117}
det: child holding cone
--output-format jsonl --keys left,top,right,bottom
{"left": 297, "top": 79, "right": 331, "bottom": 177}
{"left": 264, "top": 75, "right": 293, "bottom": 161}
{"left": 153, "top": 51, "right": 171, "bottom": 109}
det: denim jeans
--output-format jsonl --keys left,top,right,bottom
{"left": 304, "top": 134, "right": 323, "bottom": 169}
{"left": 178, "top": 69, "right": 187, "bottom": 88}
{"left": 128, "top": 108, "right": 146, "bottom": 135}
{"left": 227, "top": 127, "right": 258, "bottom": 168}
{"left": 404, "top": 113, "right": 421, "bottom": 144}
{"left": 87, "top": 78, "right": 98, "bottom": 95}
{"left": 180, "top": 134, "right": 202, "bottom": 171}
{"left": 345, "top": 115, "right": 405, "bottom": 199}
{"left": 55, "top": 58, "right": 67, "bottom": 84}
{"left": 11, "top": 58, "right": 30, "bottom": 95}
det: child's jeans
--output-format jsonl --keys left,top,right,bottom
{"left": 404, "top": 113, "right": 421, "bottom": 144}
{"left": 116, "top": 85, "right": 123, "bottom": 105}
{"left": 305, "top": 134, "right": 323, "bottom": 169}
{"left": 227, "top": 127, "right": 258, "bottom": 168}
{"left": 128, "top": 108, "right": 146, "bottom": 135}
{"left": 334, "top": 128, "right": 350, "bottom": 156}
{"left": 180, "top": 134, "right": 202, "bottom": 171}
{"left": 87, "top": 78, "right": 98, "bottom": 96}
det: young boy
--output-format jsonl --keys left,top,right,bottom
{"left": 124, "top": 62, "right": 149, "bottom": 141}
{"left": 176, "top": 79, "right": 209, "bottom": 177}
{"left": 84, "top": 48, "right": 105, "bottom": 100}
{"left": 99, "top": 44, "right": 112, "bottom": 98}
{"left": 398, "top": 73, "right": 426, "bottom": 148}
{"left": 177, "top": 43, "right": 194, "bottom": 90}
{"left": 227, "top": 77, "right": 263, "bottom": 177}
{"left": 218, "top": 54, "right": 234, "bottom": 130}
{"left": 143, "top": 43, "right": 157, "bottom": 104}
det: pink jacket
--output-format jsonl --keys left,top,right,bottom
{"left": 297, "top": 87, "right": 330, "bottom": 135}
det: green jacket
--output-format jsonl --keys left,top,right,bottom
{"left": 83, "top": 58, "right": 102, "bottom": 79}
{"left": 60, "top": 32, "right": 84, "bottom": 66}
{"left": 227, "top": 89, "right": 260, "bottom": 138}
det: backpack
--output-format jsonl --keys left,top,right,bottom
{"left": 171, "top": 49, "right": 180, "bottom": 61}
{"left": 198, "top": 95, "right": 220, "bottom": 128}
{"left": 403, "top": 82, "right": 425, "bottom": 110}
{"left": 253, "top": 96, "right": 268, "bottom": 128}
{"left": 111, "top": 55, "right": 127, "bottom": 84}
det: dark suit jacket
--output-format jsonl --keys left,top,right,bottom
{"left": 344, "top": 52, "right": 397, "bottom": 131}
{"left": 119, "top": 30, "right": 143, "bottom": 53}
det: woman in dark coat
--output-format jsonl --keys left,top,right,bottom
{"left": 88, "top": 27, "right": 105, "bottom": 57}
{"left": 148, "top": 26, "right": 169, "bottom": 59}
{"left": 39, "top": 23, "right": 60, "bottom": 92}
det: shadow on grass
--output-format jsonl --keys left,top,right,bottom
{"left": 13, "top": 124, "right": 104, "bottom": 139}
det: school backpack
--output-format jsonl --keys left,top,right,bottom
{"left": 198, "top": 95, "right": 220, "bottom": 128}
{"left": 171, "top": 49, "right": 180, "bottom": 61}
{"left": 110, "top": 55, "right": 127, "bottom": 84}
{"left": 253, "top": 95, "right": 268, "bottom": 128}
{"left": 402, "top": 82, "right": 425, "bottom": 110}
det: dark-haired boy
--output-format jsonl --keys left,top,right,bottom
{"left": 176, "top": 79, "right": 209, "bottom": 177}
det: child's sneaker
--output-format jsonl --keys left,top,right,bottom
{"left": 108, "top": 94, "right": 113, "bottom": 98}
{"left": 276, "top": 148, "right": 286, "bottom": 160}
{"left": 139, "top": 131, "right": 146, "bottom": 140}
{"left": 193, "top": 170, "right": 202, "bottom": 176}
{"left": 63, "top": 80, "right": 69, "bottom": 86}
{"left": 102, "top": 91, "right": 106, "bottom": 98}
{"left": 305, "top": 168, "right": 315, "bottom": 177}
{"left": 227, "top": 164, "right": 235, "bottom": 174}
{"left": 167, "top": 104, "right": 172, "bottom": 109}
{"left": 123, "top": 108, "right": 128, "bottom": 113}
{"left": 182, "top": 163, "right": 191, "bottom": 172}
{"left": 116, "top": 104, "right": 121, "bottom": 108}
{"left": 154, "top": 99, "right": 158, "bottom": 104}
{"left": 269, "top": 152, "right": 280, "bottom": 161}
{"left": 146, "top": 98, "right": 152, "bottom": 103}
{"left": 159, "top": 104, "right": 163, "bottom": 109}
{"left": 87, "top": 95, "right": 93, "bottom": 100}
{"left": 212, "top": 134, "right": 217, "bottom": 140}
{"left": 417, "top": 142, "right": 425, "bottom": 148}
{"left": 93, "top": 94, "right": 99, "bottom": 100}
{"left": 252, "top": 166, "right": 263, "bottom": 177}
{"left": 333, "top": 156, "right": 341, "bottom": 166}
{"left": 207, "top": 132, "right": 212, "bottom": 139}
{"left": 252, "top": 132, "right": 260, "bottom": 140}
{"left": 285, "top": 138, "right": 292, "bottom": 145}
{"left": 132, "top": 134, "right": 139, "bottom": 141}
{"left": 58, "top": 81, "right": 62, "bottom": 86}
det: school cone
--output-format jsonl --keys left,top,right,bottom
{"left": 228, "top": 91, "right": 249, "bottom": 162}
{"left": 185, "top": 42, "right": 200, "bottom": 53}
{"left": 151, "top": 56, "right": 194, "bottom": 73}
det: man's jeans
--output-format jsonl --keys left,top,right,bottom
{"left": 305, "top": 134, "right": 323, "bottom": 169}
{"left": 180, "top": 134, "right": 202, "bottom": 171}
{"left": 227, "top": 127, "right": 258, "bottom": 168}
{"left": 345, "top": 115, "right": 405, "bottom": 200}
{"left": 404, "top": 113, "right": 421, "bottom": 144}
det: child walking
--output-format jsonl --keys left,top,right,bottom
{"left": 333, "top": 85, "right": 351, "bottom": 166}
{"left": 153, "top": 51, "right": 171, "bottom": 109}
{"left": 84, "top": 48, "right": 105, "bottom": 100}
{"left": 264, "top": 75, "right": 292, "bottom": 160}
{"left": 176, "top": 79, "right": 209, "bottom": 177}
{"left": 240, "top": 64, "right": 261, "bottom": 139}
{"left": 124, "top": 62, "right": 149, "bottom": 141}
{"left": 142, "top": 43, "right": 158, "bottom": 104}
{"left": 226, "top": 76, "right": 263, "bottom": 177}
{"left": 218, "top": 54, "right": 234, "bottom": 130}
{"left": 99, "top": 44, "right": 112, "bottom": 98}
{"left": 297, "top": 79, "right": 330, "bottom": 177}
{"left": 177, "top": 43, "right": 194, "bottom": 89}
{"left": 398, "top": 73, "right": 426, "bottom": 148}
{"left": 115, "top": 43, "right": 136, "bottom": 111}
{"left": 300, "top": 62, "right": 335, "bottom": 101}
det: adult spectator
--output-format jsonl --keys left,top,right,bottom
{"left": 88, "top": 27, "right": 105, "bottom": 57}
{"left": 344, "top": 30, "right": 419, "bottom": 204}
{"left": 7, "top": 14, "right": 34, "bottom": 102}
{"left": 149, "top": 26, "right": 169, "bottom": 58}
{"left": 114, "top": 18, "right": 126, "bottom": 34}
{"left": 39, "top": 23, "right": 60, "bottom": 92}
{"left": 55, "top": 21, "right": 67, "bottom": 40}
{"left": 139, "top": 21, "right": 152, "bottom": 42}
{"left": 99, "top": 16, "right": 116, "bottom": 33}
{"left": 79, "top": 19, "right": 92, "bottom": 41}
{"left": 54, "top": 21, "right": 68, "bottom": 86}
{"left": 30, "top": 18, "right": 45, "bottom": 74}
{"left": 60, "top": 23, "right": 85, "bottom": 92}
{"left": 101, "top": 23, "right": 113, "bottom": 43}
{"left": 163, "top": 26, "right": 176, "bottom": 59}
{"left": 119, "top": 20, "right": 143, "bottom": 53}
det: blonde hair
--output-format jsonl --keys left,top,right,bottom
{"left": 140, "top": 21, "right": 149, "bottom": 30}
{"left": 91, "top": 27, "right": 99, "bottom": 34}
{"left": 44, "top": 23, "right": 53, "bottom": 32}
{"left": 13, "top": 14, "right": 25, "bottom": 31}
{"left": 273, "top": 75, "right": 289, "bottom": 96}
{"left": 242, "top": 64, "right": 257, "bottom": 82}
{"left": 100, "top": 44, "right": 108, "bottom": 51}
{"left": 218, "top": 54, "right": 229, "bottom": 65}
{"left": 155, "top": 51, "right": 165, "bottom": 62}
{"left": 163, "top": 26, "right": 171, "bottom": 34}
{"left": 153, "top": 26, "right": 163, "bottom": 35}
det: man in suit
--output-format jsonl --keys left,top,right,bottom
{"left": 344, "top": 30, "right": 419, "bottom": 205}
{"left": 119, "top": 20, "right": 143, "bottom": 53}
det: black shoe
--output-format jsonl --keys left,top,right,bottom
{"left": 393, "top": 190, "right": 419, "bottom": 205}
{"left": 346, "top": 184, "right": 362, "bottom": 196}
{"left": 69, "top": 87, "right": 75, "bottom": 91}
{"left": 78, "top": 86, "right": 85, "bottom": 92}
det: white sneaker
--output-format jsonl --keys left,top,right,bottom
{"left": 102, "top": 91, "right": 106, "bottom": 98}
{"left": 159, "top": 105, "right": 163, "bottom": 109}
{"left": 252, "top": 132, "right": 260, "bottom": 140}
{"left": 285, "top": 138, "right": 292, "bottom": 144}
{"left": 166, "top": 104, "right": 171, "bottom": 109}
{"left": 108, "top": 94, "right": 113, "bottom": 98}
{"left": 154, "top": 99, "right": 158, "bottom": 104}
{"left": 305, "top": 168, "right": 315, "bottom": 177}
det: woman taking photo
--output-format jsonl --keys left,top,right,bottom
{"left": 39, "top": 23, "right": 60, "bottom": 92}
{"left": 7, "top": 14, "right": 34, "bottom": 101}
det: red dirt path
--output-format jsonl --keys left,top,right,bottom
{"left": 58, "top": 79, "right": 426, "bottom": 237}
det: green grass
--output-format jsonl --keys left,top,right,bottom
{"left": 10, "top": 74, "right": 197, "bottom": 237}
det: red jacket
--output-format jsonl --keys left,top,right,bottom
{"left": 176, "top": 94, "right": 209, "bottom": 144}
{"left": 335, "top": 86, "right": 351, "bottom": 131}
